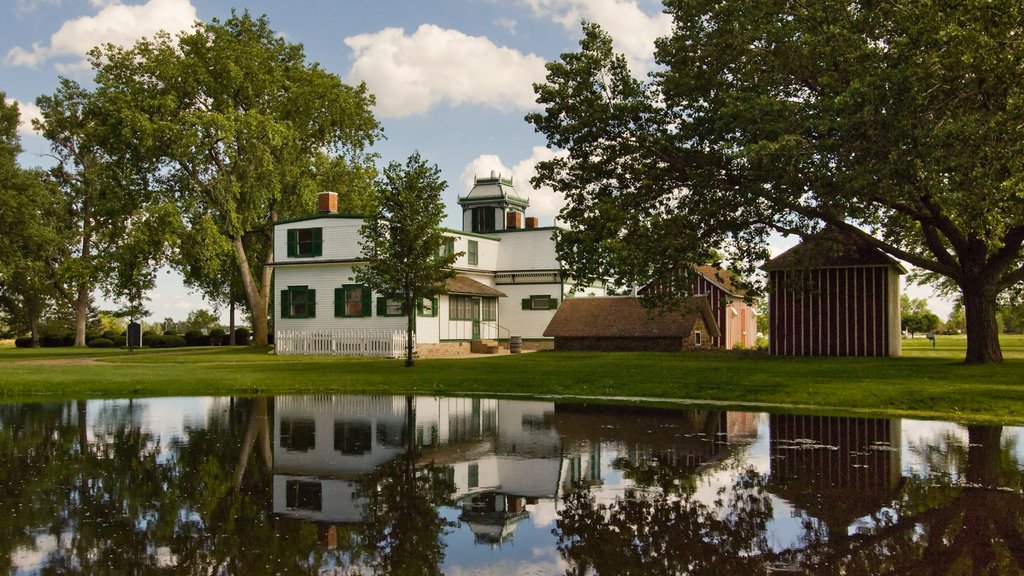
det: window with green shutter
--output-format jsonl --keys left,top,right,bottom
{"left": 467, "top": 240, "right": 478, "bottom": 265}
{"left": 335, "top": 284, "right": 372, "bottom": 318}
{"left": 286, "top": 227, "right": 323, "bottom": 258}
{"left": 438, "top": 236, "right": 455, "bottom": 257}
{"left": 417, "top": 297, "right": 439, "bottom": 317}
{"left": 281, "top": 286, "right": 316, "bottom": 319}
{"left": 521, "top": 294, "right": 558, "bottom": 310}
{"left": 376, "top": 297, "right": 405, "bottom": 317}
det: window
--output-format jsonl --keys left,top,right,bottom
{"left": 417, "top": 297, "right": 438, "bottom": 317}
{"left": 376, "top": 297, "right": 405, "bottom": 317}
{"left": 285, "top": 480, "right": 322, "bottom": 511}
{"left": 281, "top": 286, "right": 316, "bottom": 319}
{"left": 335, "top": 284, "right": 372, "bottom": 317}
{"left": 438, "top": 237, "right": 455, "bottom": 257}
{"left": 471, "top": 207, "right": 495, "bottom": 233}
{"left": 334, "top": 420, "right": 372, "bottom": 455}
{"left": 468, "top": 240, "right": 479, "bottom": 265}
{"left": 694, "top": 330, "right": 703, "bottom": 347}
{"left": 482, "top": 298, "right": 497, "bottom": 321}
{"left": 522, "top": 294, "right": 558, "bottom": 310}
{"left": 286, "top": 227, "right": 323, "bottom": 257}
{"left": 280, "top": 419, "right": 316, "bottom": 451}
{"left": 468, "top": 463, "right": 480, "bottom": 489}
{"left": 450, "top": 295, "right": 474, "bottom": 320}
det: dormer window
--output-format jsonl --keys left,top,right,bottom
{"left": 471, "top": 207, "right": 495, "bottom": 233}
{"left": 286, "top": 227, "right": 323, "bottom": 257}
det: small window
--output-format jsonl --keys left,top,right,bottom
{"left": 438, "top": 237, "right": 455, "bottom": 257}
{"left": 417, "top": 297, "right": 438, "bottom": 317}
{"left": 334, "top": 420, "right": 372, "bottom": 455}
{"left": 694, "top": 331, "right": 702, "bottom": 347}
{"left": 286, "top": 227, "right": 323, "bottom": 258}
{"left": 377, "top": 297, "right": 405, "bottom": 317}
{"left": 468, "top": 463, "right": 480, "bottom": 489}
{"left": 335, "top": 284, "right": 372, "bottom": 318}
{"left": 468, "top": 240, "right": 479, "bottom": 265}
{"left": 280, "top": 419, "right": 316, "bottom": 451}
{"left": 482, "top": 298, "right": 497, "bottom": 321}
{"left": 285, "top": 480, "right": 322, "bottom": 511}
{"left": 522, "top": 295, "right": 558, "bottom": 310}
{"left": 281, "top": 286, "right": 316, "bottom": 319}
{"left": 450, "top": 295, "right": 473, "bottom": 320}
{"left": 471, "top": 207, "right": 495, "bottom": 233}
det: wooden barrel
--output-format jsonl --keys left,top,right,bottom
{"left": 509, "top": 336, "right": 522, "bottom": 354}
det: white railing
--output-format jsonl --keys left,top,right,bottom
{"left": 275, "top": 330, "right": 414, "bottom": 358}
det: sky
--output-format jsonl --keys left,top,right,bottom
{"left": 1, "top": 0, "right": 952, "bottom": 324}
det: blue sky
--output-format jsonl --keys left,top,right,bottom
{"left": 2, "top": 0, "right": 950, "bottom": 323}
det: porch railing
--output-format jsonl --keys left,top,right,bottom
{"left": 275, "top": 330, "right": 413, "bottom": 358}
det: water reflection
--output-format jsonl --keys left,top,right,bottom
{"left": 0, "top": 397, "right": 1021, "bottom": 575}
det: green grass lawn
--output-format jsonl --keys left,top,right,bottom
{"left": 0, "top": 334, "right": 1022, "bottom": 424}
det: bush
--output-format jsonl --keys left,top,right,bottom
{"left": 41, "top": 334, "right": 65, "bottom": 347}
{"left": 14, "top": 337, "right": 33, "bottom": 348}
{"left": 184, "top": 330, "right": 208, "bottom": 347}
{"left": 209, "top": 327, "right": 226, "bottom": 338}
{"left": 234, "top": 327, "right": 251, "bottom": 345}
{"left": 102, "top": 329, "right": 123, "bottom": 341}
{"left": 87, "top": 337, "right": 114, "bottom": 348}
{"left": 62, "top": 333, "right": 75, "bottom": 346}
{"left": 143, "top": 334, "right": 187, "bottom": 348}
{"left": 163, "top": 330, "right": 178, "bottom": 336}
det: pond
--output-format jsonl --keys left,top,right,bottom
{"left": 1, "top": 396, "right": 1022, "bottom": 575}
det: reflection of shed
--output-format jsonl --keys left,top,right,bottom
{"left": 768, "top": 414, "right": 904, "bottom": 531}
{"left": 543, "top": 296, "right": 720, "bottom": 352}
{"left": 460, "top": 494, "right": 531, "bottom": 547}
{"left": 764, "top": 228, "right": 905, "bottom": 357}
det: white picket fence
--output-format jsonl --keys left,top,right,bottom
{"left": 275, "top": 330, "right": 414, "bottom": 358}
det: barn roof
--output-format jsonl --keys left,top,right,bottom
{"left": 445, "top": 275, "right": 507, "bottom": 297}
{"left": 764, "top": 227, "right": 907, "bottom": 273}
{"left": 543, "top": 296, "right": 720, "bottom": 339}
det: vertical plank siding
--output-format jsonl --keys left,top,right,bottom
{"left": 769, "top": 266, "right": 895, "bottom": 357}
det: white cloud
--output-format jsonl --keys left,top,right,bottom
{"left": 14, "top": 100, "right": 44, "bottom": 137}
{"left": 521, "top": 0, "right": 671, "bottom": 73}
{"left": 4, "top": 0, "right": 197, "bottom": 69}
{"left": 460, "top": 146, "right": 568, "bottom": 227}
{"left": 494, "top": 17, "right": 519, "bottom": 35}
{"left": 344, "top": 24, "right": 547, "bottom": 118}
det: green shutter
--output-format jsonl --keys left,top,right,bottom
{"left": 281, "top": 289, "right": 292, "bottom": 318}
{"left": 432, "top": 297, "right": 439, "bottom": 317}
{"left": 362, "top": 287, "right": 372, "bottom": 317}
{"left": 377, "top": 297, "right": 386, "bottom": 316}
{"left": 522, "top": 298, "right": 531, "bottom": 310}
{"left": 335, "top": 288, "right": 344, "bottom": 317}
{"left": 307, "top": 289, "right": 316, "bottom": 318}
{"left": 312, "top": 227, "right": 323, "bottom": 256}
{"left": 286, "top": 229, "right": 297, "bottom": 257}
{"left": 549, "top": 298, "right": 559, "bottom": 309}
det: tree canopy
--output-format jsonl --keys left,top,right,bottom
{"left": 87, "top": 10, "right": 380, "bottom": 346}
{"left": 528, "top": 2, "right": 1024, "bottom": 363}
{"left": 357, "top": 152, "right": 458, "bottom": 367}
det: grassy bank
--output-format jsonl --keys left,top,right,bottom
{"left": 0, "top": 335, "right": 1022, "bottom": 424}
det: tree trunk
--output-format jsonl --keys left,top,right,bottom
{"left": 962, "top": 281, "right": 1002, "bottom": 364}
{"left": 29, "top": 316, "right": 40, "bottom": 348}
{"left": 228, "top": 301, "right": 236, "bottom": 346}
{"left": 405, "top": 298, "right": 415, "bottom": 367}
{"left": 231, "top": 235, "right": 269, "bottom": 346}
{"left": 74, "top": 195, "right": 93, "bottom": 347}
{"left": 73, "top": 285, "right": 89, "bottom": 347}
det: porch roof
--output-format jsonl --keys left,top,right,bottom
{"left": 446, "top": 275, "right": 507, "bottom": 298}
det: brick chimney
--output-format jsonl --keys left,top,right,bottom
{"left": 318, "top": 191, "right": 338, "bottom": 214}
{"left": 506, "top": 211, "right": 522, "bottom": 230}
{"left": 525, "top": 217, "right": 538, "bottom": 229}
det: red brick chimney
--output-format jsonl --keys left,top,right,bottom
{"left": 506, "top": 211, "right": 522, "bottom": 229}
{"left": 525, "top": 217, "right": 538, "bottom": 229}
{"left": 318, "top": 191, "right": 338, "bottom": 214}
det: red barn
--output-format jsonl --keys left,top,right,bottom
{"left": 764, "top": 229, "right": 905, "bottom": 357}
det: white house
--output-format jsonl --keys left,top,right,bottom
{"left": 271, "top": 173, "right": 606, "bottom": 356}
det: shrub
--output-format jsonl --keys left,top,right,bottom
{"left": 143, "top": 330, "right": 155, "bottom": 337}
{"left": 184, "top": 330, "right": 208, "bottom": 347}
{"left": 163, "top": 330, "right": 178, "bottom": 336}
{"left": 143, "top": 334, "right": 187, "bottom": 348}
{"left": 41, "top": 334, "right": 65, "bottom": 347}
{"left": 102, "top": 329, "right": 122, "bottom": 341}
{"left": 62, "top": 333, "right": 75, "bottom": 346}
{"left": 14, "top": 337, "right": 33, "bottom": 348}
{"left": 234, "top": 327, "right": 251, "bottom": 345}
{"left": 87, "top": 337, "right": 114, "bottom": 348}
{"left": 209, "top": 327, "right": 226, "bottom": 338}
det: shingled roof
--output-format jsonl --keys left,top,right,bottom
{"left": 764, "top": 227, "right": 907, "bottom": 272}
{"left": 543, "top": 296, "right": 720, "bottom": 338}
{"left": 445, "top": 275, "right": 507, "bottom": 297}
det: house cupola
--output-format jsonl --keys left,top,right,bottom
{"left": 457, "top": 172, "right": 530, "bottom": 233}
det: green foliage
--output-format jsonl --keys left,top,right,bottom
{"left": 13, "top": 337, "right": 32, "bottom": 348}
{"left": 184, "top": 330, "right": 208, "bottom": 347}
{"left": 142, "top": 334, "right": 186, "bottom": 349}
{"left": 528, "top": 5, "right": 1024, "bottom": 363}
{"left": 180, "top": 309, "right": 220, "bottom": 334}
{"left": 88, "top": 337, "right": 115, "bottom": 348}
{"left": 209, "top": 328, "right": 226, "bottom": 338}
{"left": 233, "top": 327, "right": 250, "bottom": 345}
{"left": 357, "top": 152, "right": 458, "bottom": 366}
{"left": 87, "top": 11, "right": 380, "bottom": 346}
{"left": 901, "top": 295, "right": 941, "bottom": 336}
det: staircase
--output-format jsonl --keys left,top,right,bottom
{"left": 470, "top": 339, "right": 502, "bottom": 354}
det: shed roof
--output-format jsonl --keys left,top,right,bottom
{"left": 543, "top": 296, "right": 720, "bottom": 338}
{"left": 446, "top": 275, "right": 507, "bottom": 297}
{"left": 764, "top": 227, "right": 907, "bottom": 273}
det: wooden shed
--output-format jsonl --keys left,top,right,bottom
{"left": 542, "top": 296, "right": 720, "bottom": 352}
{"left": 764, "top": 228, "right": 905, "bottom": 357}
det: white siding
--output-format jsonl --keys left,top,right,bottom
{"left": 494, "top": 229, "right": 561, "bottom": 270}
{"left": 274, "top": 263, "right": 404, "bottom": 333}
{"left": 447, "top": 232, "right": 500, "bottom": 271}
{"left": 497, "top": 283, "right": 562, "bottom": 339}
{"left": 275, "top": 216, "right": 365, "bottom": 262}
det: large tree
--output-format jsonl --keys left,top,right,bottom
{"left": 357, "top": 152, "right": 458, "bottom": 367}
{"left": 88, "top": 11, "right": 380, "bottom": 346}
{"left": 528, "top": 2, "right": 1024, "bottom": 364}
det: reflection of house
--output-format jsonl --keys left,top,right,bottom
{"left": 768, "top": 414, "right": 903, "bottom": 531}
{"left": 543, "top": 296, "right": 720, "bottom": 352}
{"left": 641, "top": 265, "right": 759, "bottom": 350}
{"left": 272, "top": 176, "right": 606, "bottom": 354}
{"left": 763, "top": 228, "right": 905, "bottom": 357}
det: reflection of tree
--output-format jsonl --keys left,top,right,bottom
{"left": 353, "top": 396, "right": 456, "bottom": 576}
{"left": 555, "top": 467, "right": 773, "bottom": 575}
{"left": 787, "top": 425, "right": 1024, "bottom": 575}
